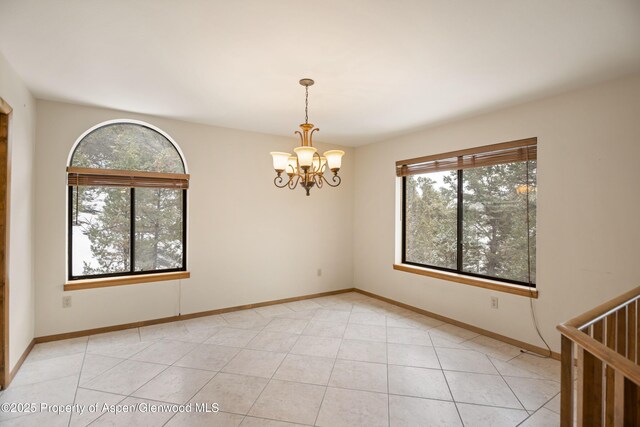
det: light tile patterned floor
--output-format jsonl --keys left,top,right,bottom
{"left": 0, "top": 292, "right": 561, "bottom": 426}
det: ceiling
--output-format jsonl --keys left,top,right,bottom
{"left": 1, "top": 1, "right": 639, "bottom": 146}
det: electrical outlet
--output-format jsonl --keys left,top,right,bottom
{"left": 317, "top": 268, "right": 322, "bottom": 277}
{"left": 62, "top": 296, "right": 72, "bottom": 308}
{"left": 491, "top": 297, "right": 499, "bottom": 309}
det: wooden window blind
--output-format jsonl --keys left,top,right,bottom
{"left": 395, "top": 137, "right": 537, "bottom": 177}
{"left": 67, "top": 167, "right": 189, "bottom": 189}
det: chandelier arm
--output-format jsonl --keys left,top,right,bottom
{"left": 324, "top": 173, "right": 342, "bottom": 187}
{"left": 288, "top": 175, "right": 300, "bottom": 190}
{"left": 314, "top": 173, "right": 324, "bottom": 188}
{"left": 273, "top": 173, "right": 290, "bottom": 188}
{"left": 310, "top": 128, "right": 319, "bottom": 146}
{"left": 311, "top": 151, "right": 322, "bottom": 174}
{"left": 294, "top": 130, "right": 303, "bottom": 145}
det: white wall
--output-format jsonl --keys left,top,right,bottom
{"left": 353, "top": 73, "right": 640, "bottom": 353}
{"left": 35, "top": 100, "right": 353, "bottom": 337}
{"left": 0, "top": 52, "right": 36, "bottom": 370}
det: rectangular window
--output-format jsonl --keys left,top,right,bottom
{"left": 404, "top": 171, "right": 458, "bottom": 270}
{"left": 134, "top": 188, "right": 184, "bottom": 272}
{"left": 71, "top": 186, "right": 131, "bottom": 277}
{"left": 68, "top": 185, "right": 187, "bottom": 280}
{"left": 399, "top": 139, "right": 536, "bottom": 287}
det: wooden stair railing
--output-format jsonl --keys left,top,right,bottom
{"left": 557, "top": 286, "right": 640, "bottom": 426}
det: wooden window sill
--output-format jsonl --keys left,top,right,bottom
{"left": 64, "top": 271, "right": 190, "bottom": 291}
{"left": 393, "top": 264, "right": 538, "bottom": 298}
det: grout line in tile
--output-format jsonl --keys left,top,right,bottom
{"left": 242, "top": 329, "right": 305, "bottom": 419}
{"left": 312, "top": 300, "right": 352, "bottom": 426}
{"left": 67, "top": 337, "right": 90, "bottom": 427}
{"left": 542, "top": 391, "right": 561, "bottom": 414}
{"left": 386, "top": 391, "right": 530, "bottom": 412}
{"left": 159, "top": 369, "right": 223, "bottom": 426}
{"left": 487, "top": 356, "right": 528, "bottom": 412}
{"left": 432, "top": 337, "right": 464, "bottom": 426}
{"left": 506, "top": 351, "right": 525, "bottom": 363}
{"left": 84, "top": 390, "right": 129, "bottom": 425}
{"left": 76, "top": 385, "right": 128, "bottom": 398}
{"left": 79, "top": 355, "right": 129, "bottom": 387}
{"left": 223, "top": 412, "right": 316, "bottom": 426}
{"left": 538, "top": 391, "right": 561, "bottom": 413}
{"left": 515, "top": 405, "right": 556, "bottom": 427}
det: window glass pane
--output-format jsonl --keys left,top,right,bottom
{"left": 134, "top": 188, "right": 184, "bottom": 272}
{"left": 462, "top": 161, "right": 536, "bottom": 283}
{"left": 404, "top": 171, "right": 458, "bottom": 269}
{"left": 72, "top": 186, "right": 131, "bottom": 276}
{"left": 71, "top": 123, "right": 185, "bottom": 173}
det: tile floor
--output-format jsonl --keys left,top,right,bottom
{"left": 0, "top": 292, "right": 561, "bottom": 426}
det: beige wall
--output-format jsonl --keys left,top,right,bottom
{"left": 353, "top": 73, "right": 640, "bottom": 352}
{"left": 34, "top": 100, "right": 353, "bottom": 337}
{"left": 0, "top": 52, "right": 36, "bottom": 370}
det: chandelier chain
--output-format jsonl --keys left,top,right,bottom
{"left": 305, "top": 85, "right": 309, "bottom": 124}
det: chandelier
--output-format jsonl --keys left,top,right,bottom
{"left": 270, "top": 79, "right": 344, "bottom": 196}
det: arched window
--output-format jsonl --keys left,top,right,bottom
{"left": 67, "top": 121, "right": 188, "bottom": 281}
